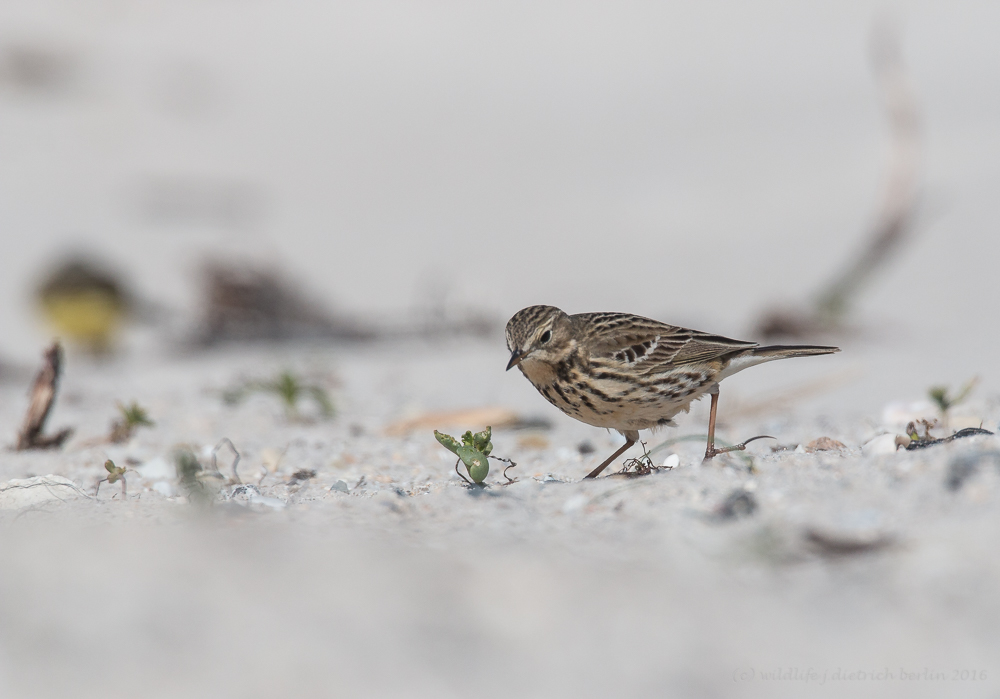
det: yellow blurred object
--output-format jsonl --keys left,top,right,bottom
{"left": 41, "top": 291, "right": 123, "bottom": 352}
{"left": 36, "top": 258, "right": 128, "bottom": 354}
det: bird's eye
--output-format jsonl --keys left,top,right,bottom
{"left": 539, "top": 330, "right": 551, "bottom": 344}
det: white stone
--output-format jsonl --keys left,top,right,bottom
{"left": 151, "top": 481, "right": 177, "bottom": 498}
{"left": 137, "top": 457, "right": 175, "bottom": 481}
{"left": 661, "top": 454, "right": 680, "bottom": 469}
{"left": 248, "top": 494, "right": 286, "bottom": 510}
{"left": 862, "top": 433, "right": 902, "bottom": 456}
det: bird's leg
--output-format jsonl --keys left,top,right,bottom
{"left": 703, "top": 384, "right": 774, "bottom": 461}
{"left": 703, "top": 384, "right": 721, "bottom": 460}
{"left": 585, "top": 437, "right": 637, "bottom": 479}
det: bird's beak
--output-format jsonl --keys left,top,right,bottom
{"left": 506, "top": 349, "right": 526, "bottom": 371}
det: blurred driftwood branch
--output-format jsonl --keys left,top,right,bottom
{"left": 755, "top": 20, "right": 921, "bottom": 339}
{"left": 16, "top": 342, "right": 73, "bottom": 450}
{"left": 194, "top": 262, "right": 377, "bottom": 346}
{"left": 192, "top": 261, "right": 496, "bottom": 347}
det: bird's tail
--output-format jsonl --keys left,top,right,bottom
{"left": 718, "top": 344, "right": 839, "bottom": 380}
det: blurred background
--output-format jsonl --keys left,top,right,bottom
{"left": 3, "top": 5, "right": 1000, "bottom": 698}
{"left": 1, "top": 0, "right": 998, "bottom": 402}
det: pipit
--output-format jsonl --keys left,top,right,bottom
{"left": 505, "top": 305, "right": 839, "bottom": 478}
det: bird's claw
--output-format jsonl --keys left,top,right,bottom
{"left": 703, "top": 435, "right": 775, "bottom": 461}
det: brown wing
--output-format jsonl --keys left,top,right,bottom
{"left": 573, "top": 312, "right": 757, "bottom": 373}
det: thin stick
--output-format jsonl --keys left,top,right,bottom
{"left": 454, "top": 458, "right": 472, "bottom": 485}
{"left": 814, "top": 20, "right": 921, "bottom": 322}
{"left": 16, "top": 342, "right": 73, "bottom": 450}
{"left": 755, "top": 20, "right": 921, "bottom": 337}
{"left": 489, "top": 455, "right": 518, "bottom": 483}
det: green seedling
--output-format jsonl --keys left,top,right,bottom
{"left": 174, "top": 447, "right": 223, "bottom": 504}
{"left": 109, "top": 401, "right": 154, "bottom": 443}
{"left": 96, "top": 459, "right": 128, "bottom": 498}
{"left": 928, "top": 377, "right": 978, "bottom": 428}
{"left": 224, "top": 371, "right": 334, "bottom": 421}
{"left": 434, "top": 426, "right": 515, "bottom": 485}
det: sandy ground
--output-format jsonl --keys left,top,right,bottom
{"left": 1, "top": 339, "right": 998, "bottom": 698}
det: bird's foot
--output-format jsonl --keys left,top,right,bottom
{"left": 703, "top": 435, "right": 774, "bottom": 462}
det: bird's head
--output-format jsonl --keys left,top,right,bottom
{"left": 505, "top": 305, "right": 574, "bottom": 371}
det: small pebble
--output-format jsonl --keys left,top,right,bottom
{"left": 151, "top": 481, "right": 177, "bottom": 498}
{"left": 248, "top": 494, "right": 286, "bottom": 510}
{"left": 862, "top": 433, "right": 903, "bottom": 456}
{"left": 714, "top": 490, "right": 757, "bottom": 520}
{"left": 946, "top": 451, "right": 1000, "bottom": 491}
{"left": 137, "top": 457, "right": 175, "bottom": 481}
{"left": 806, "top": 437, "right": 847, "bottom": 452}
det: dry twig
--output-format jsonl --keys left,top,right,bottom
{"left": 16, "top": 342, "right": 73, "bottom": 450}
{"left": 755, "top": 19, "right": 921, "bottom": 339}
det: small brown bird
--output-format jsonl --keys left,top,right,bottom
{"left": 505, "top": 306, "right": 839, "bottom": 478}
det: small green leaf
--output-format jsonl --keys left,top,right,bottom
{"left": 472, "top": 426, "right": 492, "bottom": 453}
{"left": 174, "top": 447, "right": 214, "bottom": 504}
{"left": 224, "top": 371, "right": 334, "bottom": 421}
{"left": 434, "top": 430, "right": 461, "bottom": 454}
{"left": 928, "top": 386, "right": 949, "bottom": 412}
{"left": 105, "top": 458, "right": 126, "bottom": 482}
{"left": 456, "top": 445, "right": 489, "bottom": 483}
{"left": 461, "top": 431, "right": 475, "bottom": 447}
{"left": 118, "top": 401, "right": 154, "bottom": 429}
